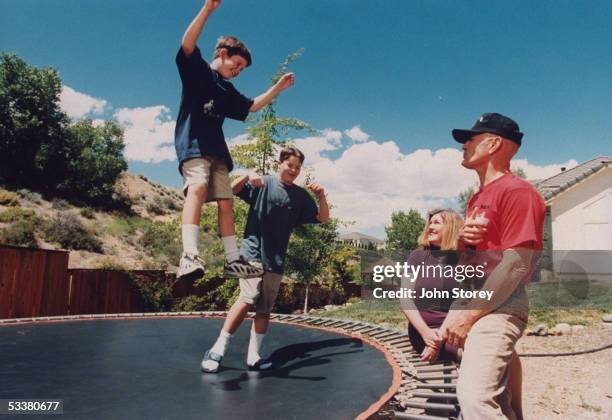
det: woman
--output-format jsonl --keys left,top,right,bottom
{"left": 401, "top": 209, "right": 463, "bottom": 362}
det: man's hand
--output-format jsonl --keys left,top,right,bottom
{"left": 460, "top": 208, "right": 488, "bottom": 247}
{"left": 275, "top": 73, "right": 295, "bottom": 91}
{"left": 422, "top": 328, "right": 443, "bottom": 350}
{"left": 420, "top": 345, "right": 440, "bottom": 362}
{"left": 204, "top": 0, "right": 221, "bottom": 13}
{"left": 248, "top": 174, "right": 264, "bottom": 188}
{"left": 307, "top": 183, "right": 325, "bottom": 198}
{"left": 440, "top": 310, "right": 478, "bottom": 348}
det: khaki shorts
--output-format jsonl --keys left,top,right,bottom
{"left": 181, "top": 157, "right": 232, "bottom": 202}
{"left": 238, "top": 269, "right": 283, "bottom": 314}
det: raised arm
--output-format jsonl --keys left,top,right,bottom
{"left": 231, "top": 174, "right": 264, "bottom": 194}
{"left": 181, "top": 0, "right": 221, "bottom": 56}
{"left": 250, "top": 73, "right": 295, "bottom": 112}
{"left": 307, "top": 183, "right": 329, "bottom": 223}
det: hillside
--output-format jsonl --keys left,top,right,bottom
{"left": 0, "top": 172, "right": 185, "bottom": 270}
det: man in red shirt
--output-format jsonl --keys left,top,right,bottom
{"left": 441, "top": 113, "right": 546, "bottom": 419}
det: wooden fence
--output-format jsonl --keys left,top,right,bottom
{"left": 1, "top": 245, "right": 361, "bottom": 319}
{"left": 0, "top": 245, "right": 70, "bottom": 318}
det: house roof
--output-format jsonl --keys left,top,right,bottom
{"left": 537, "top": 156, "right": 612, "bottom": 201}
{"left": 339, "top": 232, "right": 385, "bottom": 244}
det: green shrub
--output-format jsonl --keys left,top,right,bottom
{"left": 44, "top": 212, "right": 103, "bottom": 252}
{"left": 51, "top": 198, "right": 70, "bottom": 210}
{"left": 95, "top": 258, "right": 128, "bottom": 270}
{"left": 146, "top": 197, "right": 166, "bottom": 215}
{"left": 163, "top": 196, "right": 180, "bottom": 211}
{"left": 0, "top": 189, "right": 19, "bottom": 206}
{"left": 0, "top": 208, "right": 37, "bottom": 223}
{"left": 128, "top": 272, "right": 173, "bottom": 312}
{"left": 140, "top": 220, "right": 181, "bottom": 263}
{"left": 0, "top": 220, "right": 37, "bottom": 247}
{"left": 16, "top": 189, "right": 43, "bottom": 204}
{"left": 105, "top": 215, "right": 151, "bottom": 237}
{"left": 80, "top": 207, "right": 96, "bottom": 219}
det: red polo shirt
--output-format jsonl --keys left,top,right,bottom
{"left": 466, "top": 173, "right": 546, "bottom": 251}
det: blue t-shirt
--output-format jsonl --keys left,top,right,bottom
{"left": 237, "top": 175, "right": 320, "bottom": 274}
{"left": 174, "top": 46, "right": 253, "bottom": 173}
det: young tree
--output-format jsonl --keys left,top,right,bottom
{"left": 231, "top": 49, "right": 314, "bottom": 174}
{"left": 385, "top": 209, "right": 426, "bottom": 251}
{"left": 285, "top": 217, "right": 340, "bottom": 313}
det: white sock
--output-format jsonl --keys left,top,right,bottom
{"left": 221, "top": 235, "right": 240, "bottom": 262}
{"left": 202, "top": 330, "right": 231, "bottom": 372}
{"left": 182, "top": 224, "right": 199, "bottom": 255}
{"left": 247, "top": 328, "right": 265, "bottom": 366}
{"left": 210, "top": 329, "right": 232, "bottom": 356}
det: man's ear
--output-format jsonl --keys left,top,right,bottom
{"left": 488, "top": 136, "right": 503, "bottom": 155}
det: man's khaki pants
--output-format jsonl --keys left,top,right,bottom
{"left": 457, "top": 312, "right": 527, "bottom": 420}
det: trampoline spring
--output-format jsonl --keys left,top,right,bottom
{"left": 357, "top": 326, "right": 379, "bottom": 334}
{"left": 416, "top": 366, "right": 458, "bottom": 373}
{"left": 411, "top": 391, "right": 458, "bottom": 401}
{"left": 349, "top": 323, "right": 373, "bottom": 331}
{"left": 393, "top": 411, "right": 451, "bottom": 420}
{"left": 417, "top": 373, "right": 459, "bottom": 380}
{"left": 381, "top": 333, "right": 404, "bottom": 342}
{"left": 401, "top": 401, "right": 458, "bottom": 412}
{"left": 387, "top": 337, "right": 411, "bottom": 345}
{"left": 411, "top": 361, "right": 448, "bottom": 367}
{"left": 415, "top": 383, "right": 457, "bottom": 391}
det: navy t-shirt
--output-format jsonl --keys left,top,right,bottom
{"left": 237, "top": 175, "right": 320, "bottom": 274}
{"left": 174, "top": 46, "right": 253, "bottom": 173}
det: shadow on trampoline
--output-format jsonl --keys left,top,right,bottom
{"left": 207, "top": 337, "right": 364, "bottom": 391}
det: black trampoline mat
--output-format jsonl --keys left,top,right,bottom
{"left": 0, "top": 317, "right": 394, "bottom": 419}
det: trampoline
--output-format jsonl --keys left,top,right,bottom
{"left": 0, "top": 314, "right": 399, "bottom": 419}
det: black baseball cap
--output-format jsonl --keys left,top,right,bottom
{"left": 452, "top": 113, "right": 524, "bottom": 145}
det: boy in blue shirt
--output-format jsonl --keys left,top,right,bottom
{"left": 201, "top": 147, "right": 330, "bottom": 372}
{"left": 176, "top": 0, "right": 295, "bottom": 279}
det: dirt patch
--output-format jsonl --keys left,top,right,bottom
{"left": 518, "top": 323, "right": 612, "bottom": 419}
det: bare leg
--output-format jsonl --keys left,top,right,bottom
{"left": 221, "top": 300, "right": 252, "bottom": 335}
{"left": 508, "top": 352, "right": 524, "bottom": 420}
{"left": 217, "top": 198, "right": 235, "bottom": 237}
{"left": 182, "top": 183, "right": 207, "bottom": 225}
{"left": 253, "top": 313, "right": 271, "bottom": 334}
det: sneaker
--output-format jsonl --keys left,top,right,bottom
{"left": 247, "top": 357, "right": 274, "bottom": 371}
{"left": 201, "top": 350, "right": 223, "bottom": 373}
{"left": 177, "top": 252, "right": 205, "bottom": 280}
{"left": 224, "top": 257, "right": 264, "bottom": 279}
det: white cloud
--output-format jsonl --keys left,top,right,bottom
{"left": 512, "top": 158, "right": 579, "bottom": 181}
{"left": 59, "top": 85, "right": 107, "bottom": 119}
{"left": 294, "top": 129, "right": 343, "bottom": 164}
{"left": 289, "top": 130, "right": 574, "bottom": 235}
{"left": 227, "top": 133, "right": 251, "bottom": 147}
{"left": 114, "top": 106, "right": 176, "bottom": 163}
{"left": 344, "top": 125, "right": 370, "bottom": 143}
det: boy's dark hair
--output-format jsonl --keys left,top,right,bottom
{"left": 279, "top": 147, "right": 305, "bottom": 164}
{"left": 213, "top": 36, "right": 252, "bottom": 67}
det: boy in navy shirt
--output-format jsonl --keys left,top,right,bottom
{"left": 201, "top": 147, "right": 329, "bottom": 372}
{"left": 176, "top": 0, "right": 295, "bottom": 279}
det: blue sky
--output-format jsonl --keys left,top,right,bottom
{"left": 2, "top": 0, "right": 611, "bottom": 236}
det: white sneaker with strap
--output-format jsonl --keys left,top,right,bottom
{"left": 177, "top": 252, "right": 205, "bottom": 280}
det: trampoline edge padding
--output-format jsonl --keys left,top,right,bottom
{"left": 0, "top": 312, "right": 403, "bottom": 418}
{"left": 278, "top": 319, "right": 402, "bottom": 420}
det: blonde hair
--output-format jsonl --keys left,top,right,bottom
{"left": 417, "top": 209, "right": 463, "bottom": 250}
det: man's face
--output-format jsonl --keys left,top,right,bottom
{"left": 278, "top": 155, "right": 302, "bottom": 185}
{"left": 216, "top": 51, "right": 248, "bottom": 79}
{"left": 461, "top": 133, "right": 499, "bottom": 169}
